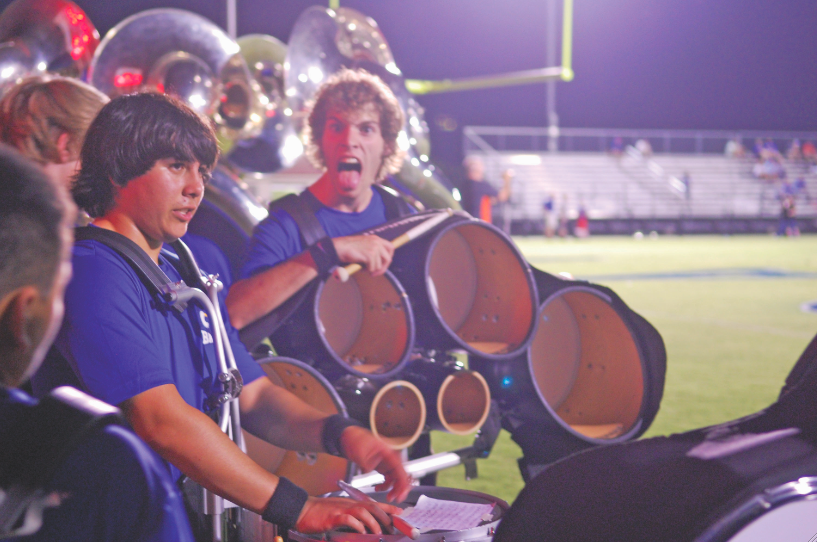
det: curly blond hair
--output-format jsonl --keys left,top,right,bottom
{"left": 0, "top": 76, "right": 108, "bottom": 165}
{"left": 303, "top": 68, "right": 405, "bottom": 181}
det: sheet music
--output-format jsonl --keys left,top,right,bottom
{"left": 400, "top": 495, "right": 494, "bottom": 531}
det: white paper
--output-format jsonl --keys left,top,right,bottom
{"left": 400, "top": 495, "right": 494, "bottom": 531}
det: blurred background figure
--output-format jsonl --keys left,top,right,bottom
{"left": 542, "top": 192, "right": 557, "bottom": 238}
{"left": 0, "top": 76, "right": 108, "bottom": 193}
{"left": 778, "top": 193, "right": 800, "bottom": 237}
{"left": 460, "top": 155, "right": 511, "bottom": 223}
{"left": 574, "top": 202, "right": 589, "bottom": 238}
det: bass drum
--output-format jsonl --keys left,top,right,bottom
{"left": 242, "top": 356, "right": 353, "bottom": 497}
{"left": 695, "top": 477, "right": 817, "bottom": 542}
{"left": 288, "top": 486, "right": 508, "bottom": 542}
{"left": 238, "top": 357, "right": 354, "bottom": 541}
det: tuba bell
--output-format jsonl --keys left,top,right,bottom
{"left": 88, "top": 8, "right": 265, "bottom": 149}
{"left": 226, "top": 34, "right": 303, "bottom": 173}
{"left": 0, "top": 0, "right": 98, "bottom": 92}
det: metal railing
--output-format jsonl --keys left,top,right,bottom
{"left": 464, "top": 126, "right": 817, "bottom": 155}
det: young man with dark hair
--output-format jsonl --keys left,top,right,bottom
{"left": 226, "top": 68, "right": 409, "bottom": 330}
{"left": 35, "top": 92, "right": 410, "bottom": 536}
{"left": 0, "top": 144, "right": 194, "bottom": 541}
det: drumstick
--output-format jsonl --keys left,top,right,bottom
{"left": 337, "top": 480, "right": 420, "bottom": 539}
{"left": 333, "top": 208, "right": 454, "bottom": 283}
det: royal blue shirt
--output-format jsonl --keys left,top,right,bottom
{"left": 1, "top": 387, "right": 194, "bottom": 542}
{"left": 42, "top": 239, "right": 265, "bottom": 480}
{"left": 241, "top": 188, "right": 388, "bottom": 279}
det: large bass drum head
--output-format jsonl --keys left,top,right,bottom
{"left": 530, "top": 287, "right": 644, "bottom": 441}
{"left": 426, "top": 220, "right": 536, "bottom": 358}
{"left": 242, "top": 356, "right": 351, "bottom": 496}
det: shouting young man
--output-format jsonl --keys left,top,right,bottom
{"left": 226, "top": 68, "right": 411, "bottom": 330}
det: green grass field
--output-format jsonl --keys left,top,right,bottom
{"left": 430, "top": 234, "right": 817, "bottom": 505}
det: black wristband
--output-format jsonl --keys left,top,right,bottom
{"left": 261, "top": 476, "right": 309, "bottom": 532}
{"left": 308, "top": 237, "right": 340, "bottom": 276}
{"left": 322, "top": 414, "right": 365, "bottom": 457}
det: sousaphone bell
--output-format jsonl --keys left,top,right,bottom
{"left": 0, "top": 0, "right": 99, "bottom": 91}
{"left": 89, "top": 8, "right": 266, "bottom": 148}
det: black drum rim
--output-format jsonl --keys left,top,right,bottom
{"left": 422, "top": 217, "right": 538, "bottom": 360}
{"left": 528, "top": 285, "right": 649, "bottom": 444}
{"left": 694, "top": 476, "right": 817, "bottom": 542}
{"left": 312, "top": 269, "right": 416, "bottom": 381}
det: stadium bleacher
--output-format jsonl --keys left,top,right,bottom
{"left": 465, "top": 127, "right": 817, "bottom": 235}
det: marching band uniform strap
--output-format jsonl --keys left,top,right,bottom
{"left": 267, "top": 184, "right": 413, "bottom": 250}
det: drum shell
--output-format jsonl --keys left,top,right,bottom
{"left": 271, "top": 270, "right": 415, "bottom": 382}
{"left": 390, "top": 215, "right": 538, "bottom": 360}
{"left": 289, "top": 485, "right": 508, "bottom": 542}
{"left": 242, "top": 356, "right": 352, "bottom": 496}
{"left": 470, "top": 267, "right": 666, "bottom": 467}
{"left": 334, "top": 376, "right": 426, "bottom": 450}
{"left": 399, "top": 358, "right": 492, "bottom": 435}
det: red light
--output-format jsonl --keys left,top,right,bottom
{"left": 114, "top": 71, "right": 143, "bottom": 88}
{"left": 62, "top": 4, "right": 97, "bottom": 60}
{"left": 156, "top": 83, "right": 165, "bottom": 94}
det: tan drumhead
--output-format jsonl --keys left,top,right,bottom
{"left": 318, "top": 271, "right": 412, "bottom": 376}
{"left": 530, "top": 289, "right": 644, "bottom": 440}
{"left": 437, "top": 370, "right": 491, "bottom": 435}
{"left": 428, "top": 223, "right": 535, "bottom": 356}
{"left": 242, "top": 358, "right": 351, "bottom": 496}
{"left": 369, "top": 380, "right": 426, "bottom": 450}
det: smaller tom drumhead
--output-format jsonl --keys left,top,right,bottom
{"left": 242, "top": 356, "right": 352, "bottom": 496}
{"left": 316, "top": 270, "right": 414, "bottom": 379}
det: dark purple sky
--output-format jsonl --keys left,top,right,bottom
{"left": 3, "top": 0, "right": 815, "bottom": 165}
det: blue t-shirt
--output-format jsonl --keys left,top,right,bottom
{"left": 40, "top": 239, "right": 265, "bottom": 479}
{"left": 1, "top": 387, "right": 193, "bottom": 542}
{"left": 241, "top": 189, "right": 388, "bottom": 279}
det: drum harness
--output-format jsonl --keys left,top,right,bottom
{"left": 72, "top": 227, "right": 246, "bottom": 524}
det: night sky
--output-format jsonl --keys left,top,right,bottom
{"left": 3, "top": 0, "right": 815, "bottom": 170}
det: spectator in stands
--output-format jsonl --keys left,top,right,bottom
{"left": 542, "top": 193, "right": 557, "bottom": 238}
{"left": 802, "top": 141, "right": 817, "bottom": 165}
{"left": 635, "top": 139, "right": 653, "bottom": 157}
{"left": 786, "top": 139, "right": 802, "bottom": 161}
{"left": 461, "top": 155, "right": 511, "bottom": 223}
{"left": 609, "top": 136, "right": 624, "bottom": 157}
{"left": 681, "top": 171, "right": 692, "bottom": 201}
{"left": 724, "top": 138, "right": 745, "bottom": 158}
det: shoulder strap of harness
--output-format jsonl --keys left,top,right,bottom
{"left": 268, "top": 191, "right": 327, "bottom": 248}
{"left": 74, "top": 227, "right": 200, "bottom": 313}
{"left": 373, "top": 184, "right": 414, "bottom": 220}
{"left": 0, "top": 387, "right": 123, "bottom": 536}
{"left": 269, "top": 185, "right": 413, "bottom": 248}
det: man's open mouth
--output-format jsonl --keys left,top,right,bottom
{"left": 338, "top": 159, "right": 362, "bottom": 173}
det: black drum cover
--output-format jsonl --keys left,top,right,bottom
{"left": 494, "top": 333, "right": 817, "bottom": 542}
{"left": 471, "top": 266, "right": 666, "bottom": 475}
